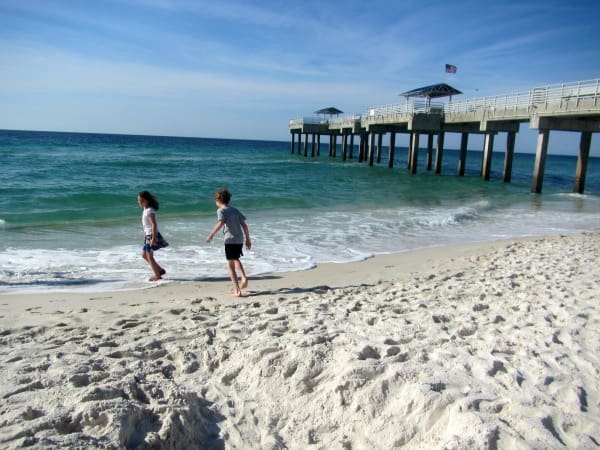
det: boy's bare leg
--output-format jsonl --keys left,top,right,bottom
{"left": 235, "top": 260, "right": 248, "bottom": 289}
{"left": 227, "top": 260, "right": 242, "bottom": 296}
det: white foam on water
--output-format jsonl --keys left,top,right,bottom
{"left": 1, "top": 197, "right": 598, "bottom": 294}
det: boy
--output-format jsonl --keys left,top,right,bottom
{"left": 205, "top": 188, "right": 252, "bottom": 296}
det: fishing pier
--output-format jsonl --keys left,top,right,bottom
{"left": 289, "top": 78, "right": 600, "bottom": 193}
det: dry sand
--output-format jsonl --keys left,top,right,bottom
{"left": 1, "top": 231, "right": 599, "bottom": 449}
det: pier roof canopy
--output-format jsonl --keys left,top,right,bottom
{"left": 400, "top": 83, "right": 462, "bottom": 99}
{"left": 314, "top": 107, "right": 344, "bottom": 116}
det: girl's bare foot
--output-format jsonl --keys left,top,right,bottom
{"left": 149, "top": 275, "right": 162, "bottom": 281}
{"left": 240, "top": 278, "right": 248, "bottom": 289}
{"left": 160, "top": 268, "right": 166, "bottom": 275}
{"left": 230, "top": 290, "right": 243, "bottom": 297}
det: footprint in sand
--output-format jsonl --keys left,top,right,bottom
{"left": 357, "top": 345, "right": 380, "bottom": 360}
{"left": 115, "top": 319, "right": 142, "bottom": 330}
{"left": 221, "top": 366, "right": 243, "bottom": 386}
{"left": 22, "top": 406, "right": 45, "bottom": 421}
{"left": 70, "top": 373, "right": 91, "bottom": 387}
{"left": 487, "top": 360, "right": 507, "bottom": 377}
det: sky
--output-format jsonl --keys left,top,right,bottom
{"left": 1, "top": 0, "right": 599, "bottom": 154}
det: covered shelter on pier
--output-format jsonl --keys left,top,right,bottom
{"left": 314, "top": 107, "right": 344, "bottom": 118}
{"left": 400, "top": 83, "right": 462, "bottom": 106}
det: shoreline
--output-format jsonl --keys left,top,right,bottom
{"left": 0, "top": 230, "right": 586, "bottom": 302}
{"left": 1, "top": 231, "right": 599, "bottom": 448}
{"left": 0, "top": 234, "right": 554, "bottom": 309}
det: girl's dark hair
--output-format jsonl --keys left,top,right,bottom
{"left": 138, "top": 190, "right": 159, "bottom": 210}
{"left": 214, "top": 188, "right": 231, "bottom": 204}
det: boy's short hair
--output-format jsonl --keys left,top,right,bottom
{"left": 214, "top": 188, "right": 231, "bottom": 204}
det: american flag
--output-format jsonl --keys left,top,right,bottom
{"left": 445, "top": 64, "right": 457, "bottom": 74}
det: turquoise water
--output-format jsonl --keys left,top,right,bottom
{"left": 1, "top": 129, "right": 599, "bottom": 293}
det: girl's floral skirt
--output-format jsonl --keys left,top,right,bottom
{"left": 143, "top": 233, "right": 169, "bottom": 252}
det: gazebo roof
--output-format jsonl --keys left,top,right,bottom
{"left": 399, "top": 83, "right": 462, "bottom": 99}
{"left": 314, "top": 107, "right": 344, "bottom": 115}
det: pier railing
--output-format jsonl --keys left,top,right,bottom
{"left": 363, "top": 100, "right": 444, "bottom": 121}
{"left": 289, "top": 117, "right": 327, "bottom": 127}
{"left": 290, "top": 115, "right": 362, "bottom": 128}
{"left": 328, "top": 114, "right": 362, "bottom": 127}
{"left": 444, "top": 79, "right": 600, "bottom": 116}
{"left": 444, "top": 91, "right": 533, "bottom": 115}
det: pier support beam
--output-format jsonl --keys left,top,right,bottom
{"left": 425, "top": 134, "right": 434, "bottom": 171}
{"left": 406, "top": 135, "right": 412, "bottom": 170}
{"left": 407, "top": 133, "right": 414, "bottom": 172}
{"left": 317, "top": 134, "right": 321, "bottom": 156}
{"left": 376, "top": 133, "right": 383, "bottom": 164}
{"left": 388, "top": 132, "right": 396, "bottom": 168}
{"left": 531, "top": 129, "right": 550, "bottom": 193}
{"left": 303, "top": 133, "right": 308, "bottom": 157}
{"left": 434, "top": 132, "right": 445, "bottom": 175}
{"left": 332, "top": 135, "right": 337, "bottom": 157}
{"left": 503, "top": 131, "right": 516, "bottom": 183}
{"left": 359, "top": 132, "right": 367, "bottom": 162}
{"left": 457, "top": 132, "right": 469, "bottom": 176}
{"left": 342, "top": 134, "right": 348, "bottom": 161}
{"left": 409, "top": 132, "right": 420, "bottom": 174}
{"left": 311, "top": 134, "right": 316, "bottom": 157}
{"left": 349, "top": 134, "right": 355, "bottom": 159}
{"left": 290, "top": 132, "right": 295, "bottom": 154}
{"left": 481, "top": 132, "right": 495, "bottom": 181}
{"left": 369, "top": 132, "right": 376, "bottom": 166}
{"left": 574, "top": 131, "right": 592, "bottom": 194}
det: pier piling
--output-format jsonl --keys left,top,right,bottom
{"left": 388, "top": 132, "right": 396, "bottom": 168}
{"left": 435, "top": 132, "right": 445, "bottom": 175}
{"left": 369, "top": 133, "right": 375, "bottom": 166}
{"left": 532, "top": 129, "right": 550, "bottom": 194}
{"left": 409, "top": 132, "right": 420, "bottom": 174}
{"left": 481, "top": 133, "right": 495, "bottom": 181}
{"left": 503, "top": 131, "right": 516, "bottom": 183}
{"left": 426, "top": 134, "right": 434, "bottom": 171}
{"left": 303, "top": 133, "right": 308, "bottom": 157}
{"left": 574, "top": 131, "right": 592, "bottom": 194}
{"left": 457, "top": 132, "right": 469, "bottom": 176}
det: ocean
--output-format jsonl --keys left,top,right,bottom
{"left": 1, "top": 129, "right": 599, "bottom": 294}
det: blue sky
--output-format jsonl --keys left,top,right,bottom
{"left": 1, "top": 0, "right": 599, "bottom": 154}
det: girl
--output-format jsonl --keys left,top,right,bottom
{"left": 137, "top": 190, "right": 169, "bottom": 281}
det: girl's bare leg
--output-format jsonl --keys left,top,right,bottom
{"left": 143, "top": 251, "right": 163, "bottom": 281}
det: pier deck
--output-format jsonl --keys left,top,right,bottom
{"left": 289, "top": 78, "right": 600, "bottom": 193}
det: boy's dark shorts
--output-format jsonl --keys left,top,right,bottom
{"left": 225, "top": 244, "right": 244, "bottom": 260}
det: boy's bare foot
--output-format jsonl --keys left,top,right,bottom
{"left": 160, "top": 269, "right": 166, "bottom": 275}
{"left": 240, "top": 278, "right": 248, "bottom": 289}
{"left": 230, "top": 290, "right": 243, "bottom": 297}
{"left": 149, "top": 275, "right": 162, "bottom": 281}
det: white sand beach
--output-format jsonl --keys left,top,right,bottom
{"left": 1, "top": 231, "right": 599, "bottom": 449}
